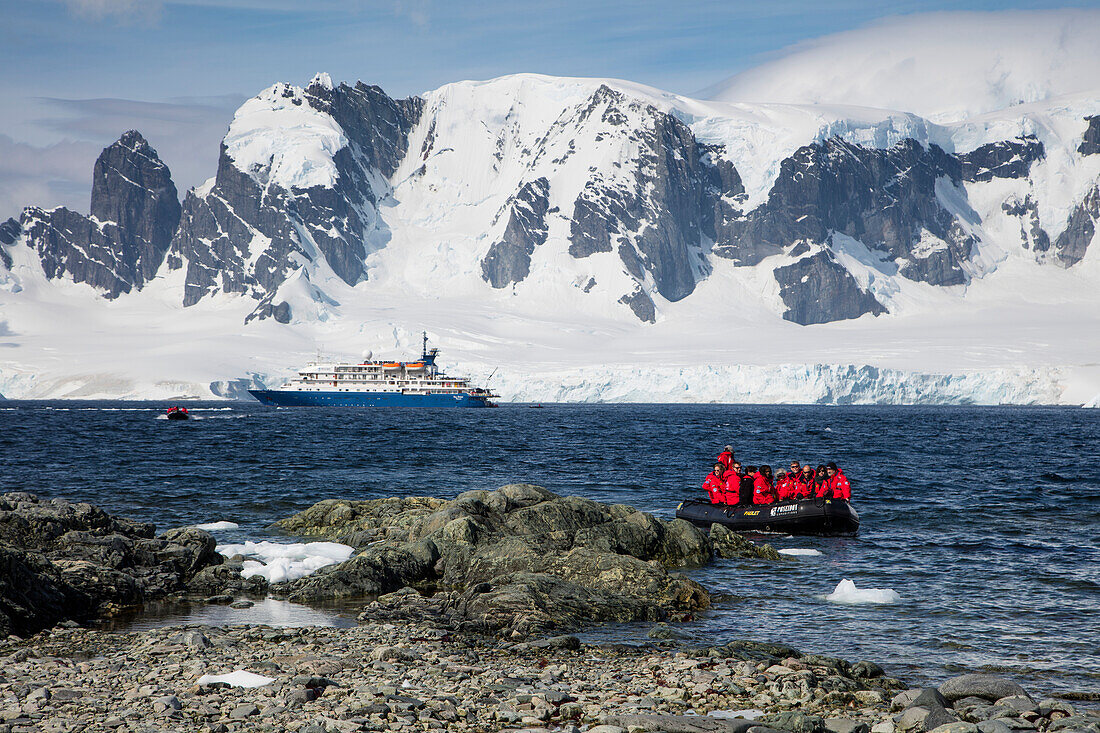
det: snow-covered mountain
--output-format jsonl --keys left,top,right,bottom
{"left": 2, "top": 44, "right": 1099, "bottom": 404}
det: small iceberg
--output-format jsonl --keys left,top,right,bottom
{"left": 216, "top": 540, "right": 355, "bottom": 583}
{"left": 824, "top": 578, "right": 900, "bottom": 605}
{"left": 779, "top": 548, "right": 822, "bottom": 556}
{"left": 197, "top": 671, "right": 274, "bottom": 688}
{"left": 193, "top": 521, "right": 239, "bottom": 531}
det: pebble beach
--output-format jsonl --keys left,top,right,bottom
{"left": 5, "top": 619, "right": 1098, "bottom": 733}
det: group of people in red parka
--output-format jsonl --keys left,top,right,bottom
{"left": 703, "top": 445, "right": 851, "bottom": 506}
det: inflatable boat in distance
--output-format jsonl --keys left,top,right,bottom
{"left": 675, "top": 497, "right": 859, "bottom": 537}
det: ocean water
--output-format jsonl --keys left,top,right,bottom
{"left": 1, "top": 401, "right": 1097, "bottom": 696}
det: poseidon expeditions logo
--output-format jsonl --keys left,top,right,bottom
{"left": 770, "top": 505, "right": 798, "bottom": 517}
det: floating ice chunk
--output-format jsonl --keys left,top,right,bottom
{"left": 779, "top": 548, "right": 823, "bottom": 556}
{"left": 193, "top": 521, "right": 239, "bottom": 531}
{"left": 709, "top": 709, "right": 766, "bottom": 720}
{"left": 216, "top": 540, "right": 355, "bottom": 583}
{"left": 197, "top": 670, "right": 274, "bottom": 688}
{"left": 825, "top": 578, "right": 901, "bottom": 605}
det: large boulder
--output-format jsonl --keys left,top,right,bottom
{"left": 273, "top": 485, "right": 712, "bottom": 635}
{"left": 710, "top": 524, "right": 783, "bottom": 560}
{"left": 0, "top": 493, "right": 223, "bottom": 635}
{"left": 938, "top": 675, "right": 1031, "bottom": 703}
{"left": 0, "top": 546, "right": 93, "bottom": 637}
{"left": 272, "top": 496, "right": 447, "bottom": 545}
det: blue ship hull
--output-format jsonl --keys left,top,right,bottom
{"left": 247, "top": 389, "right": 492, "bottom": 408}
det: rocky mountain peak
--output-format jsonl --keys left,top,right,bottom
{"left": 90, "top": 129, "right": 181, "bottom": 283}
{"left": 13, "top": 130, "right": 181, "bottom": 298}
{"left": 166, "top": 78, "right": 423, "bottom": 321}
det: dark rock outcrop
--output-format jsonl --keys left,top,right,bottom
{"left": 0, "top": 492, "right": 222, "bottom": 636}
{"left": 774, "top": 251, "right": 888, "bottom": 325}
{"left": 565, "top": 86, "right": 739, "bottom": 308}
{"left": 1078, "top": 116, "right": 1100, "bottom": 156}
{"left": 168, "top": 79, "right": 422, "bottom": 321}
{"left": 0, "top": 217, "right": 18, "bottom": 246}
{"left": 481, "top": 177, "right": 551, "bottom": 288}
{"left": 16, "top": 131, "right": 180, "bottom": 297}
{"left": 1051, "top": 186, "right": 1099, "bottom": 267}
{"left": 958, "top": 136, "right": 1044, "bottom": 182}
{"left": 722, "top": 138, "right": 975, "bottom": 289}
{"left": 269, "top": 484, "right": 714, "bottom": 637}
{"left": 619, "top": 287, "right": 657, "bottom": 323}
{"left": 0, "top": 217, "right": 19, "bottom": 269}
{"left": 1001, "top": 195, "right": 1051, "bottom": 252}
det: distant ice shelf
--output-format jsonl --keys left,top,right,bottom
{"left": 490, "top": 363, "right": 1066, "bottom": 406}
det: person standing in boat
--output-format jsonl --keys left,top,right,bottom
{"left": 717, "top": 445, "right": 734, "bottom": 469}
{"left": 752, "top": 465, "right": 778, "bottom": 504}
{"left": 821, "top": 462, "right": 852, "bottom": 500}
{"left": 704, "top": 463, "right": 728, "bottom": 504}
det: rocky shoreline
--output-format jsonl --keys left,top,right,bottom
{"left": 0, "top": 488, "right": 1097, "bottom": 733}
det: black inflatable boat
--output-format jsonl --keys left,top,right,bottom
{"left": 675, "top": 497, "right": 859, "bottom": 536}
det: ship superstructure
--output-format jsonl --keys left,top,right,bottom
{"left": 248, "top": 334, "right": 497, "bottom": 407}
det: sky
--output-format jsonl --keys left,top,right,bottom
{"left": 2, "top": 0, "right": 1099, "bottom": 220}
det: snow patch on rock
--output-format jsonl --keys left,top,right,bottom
{"left": 224, "top": 83, "right": 348, "bottom": 190}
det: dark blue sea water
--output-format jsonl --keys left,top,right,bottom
{"left": 1, "top": 402, "right": 1097, "bottom": 696}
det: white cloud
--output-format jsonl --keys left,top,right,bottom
{"left": 62, "top": 0, "right": 163, "bottom": 23}
{"left": 0, "top": 135, "right": 98, "bottom": 220}
{"left": 392, "top": 0, "right": 429, "bottom": 28}
{"left": 0, "top": 95, "right": 242, "bottom": 220}
{"left": 705, "top": 9, "right": 1100, "bottom": 123}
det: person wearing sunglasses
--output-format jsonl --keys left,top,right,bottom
{"left": 704, "top": 462, "right": 728, "bottom": 504}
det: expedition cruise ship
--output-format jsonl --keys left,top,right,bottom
{"left": 248, "top": 334, "right": 497, "bottom": 408}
